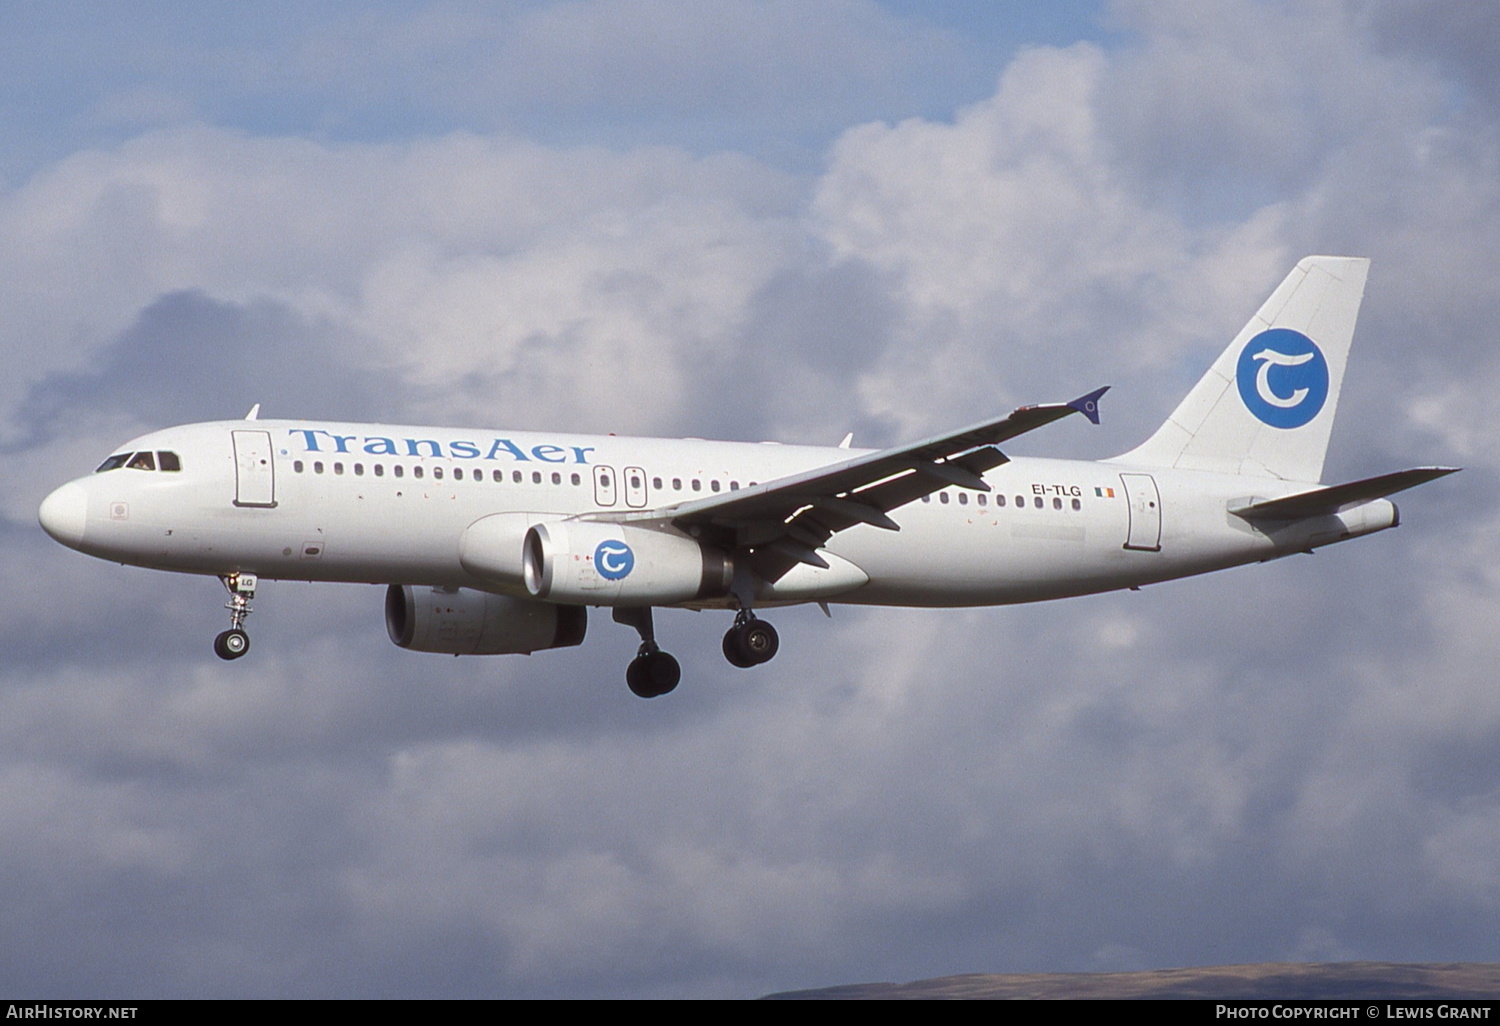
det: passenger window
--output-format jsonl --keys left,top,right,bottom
{"left": 977, "top": 494, "right": 986, "bottom": 507}
{"left": 1053, "top": 497, "right": 1062, "bottom": 510}
{"left": 95, "top": 454, "right": 130, "bottom": 473}
{"left": 1072, "top": 498, "right": 1081, "bottom": 511}
{"left": 958, "top": 492, "right": 968, "bottom": 505}
{"left": 922, "top": 494, "right": 931, "bottom": 502}
{"left": 711, "top": 480, "right": 720, "bottom": 492}
{"left": 314, "top": 461, "right": 324, "bottom": 474}
{"left": 939, "top": 492, "right": 949, "bottom": 504}
{"left": 532, "top": 471, "right": 542, "bottom": 484}
{"left": 673, "top": 478, "right": 682, "bottom": 491}
{"left": 394, "top": 465, "right": 404, "bottom": 478}
{"left": 334, "top": 462, "right": 344, "bottom": 475}
{"left": 413, "top": 466, "right": 424, "bottom": 479}
{"left": 453, "top": 468, "right": 463, "bottom": 481}
{"left": 374, "top": 465, "right": 384, "bottom": 477}
{"left": 730, "top": 481, "right": 740, "bottom": 490}
{"left": 157, "top": 451, "right": 181, "bottom": 472}
{"left": 354, "top": 463, "right": 364, "bottom": 476}
{"left": 493, "top": 470, "right": 503, "bottom": 483}
{"left": 691, "top": 479, "right": 701, "bottom": 492}
{"left": 513, "top": 471, "right": 522, "bottom": 483}
{"left": 552, "top": 472, "right": 562, "bottom": 485}
{"left": 294, "top": 460, "right": 305, "bottom": 473}
{"left": 997, "top": 495, "right": 1006, "bottom": 507}
{"left": 1033, "top": 497, "right": 1042, "bottom": 509}
{"left": 571, "top": 473, "right": 581, "bottom": 486}
{"left": 127, "top": 451, "right": 156, "bottom": 471}
{"left": 653, "top": 477, "right": 663, "bottom": 490}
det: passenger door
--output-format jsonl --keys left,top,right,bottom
{"left": 1119, "top": 473, "right": 1161, "bottom": 551}
{"left": 232, "top": 430, "right": 277, "bottom": 508}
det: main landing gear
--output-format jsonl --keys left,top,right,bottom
{"left": 722, "top": 609, "right": 779, "bottom": 669}
{"left": 614, "top": 607, "right": 680, "bottom": 699}
{"left": 613, "top": 605, "right": 780, "bottom": 698}
{"left": 214, "top": 573, "right": 256, "bottom": 661}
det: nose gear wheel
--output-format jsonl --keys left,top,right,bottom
{"left": 215, "top": 573, "right": 257, "bottom": 661}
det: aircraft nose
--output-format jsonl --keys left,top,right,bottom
{"left": 39, "top": 481, "right": 88, "bottom": 549}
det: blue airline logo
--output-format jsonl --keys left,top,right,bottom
{"left": 595, "top": 540, "right": 635, "bottom": 581}
{"left": 287, "top": 429, "right": 594, "bottom": 464}
{"left": 1235, "top": 328, "right": 1329, "bottom": 429}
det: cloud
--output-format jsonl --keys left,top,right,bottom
{"left": 0, "top": 1, "right": 984, "bottom": 182}
{"left": 15, "top": 290, "right": 393, "bottom": 441}
{"left": 1361, "top": 1, "right": 1500, "bottom": 112}
{"left": 0, "top": 127, "right": 805, "bottom": 443}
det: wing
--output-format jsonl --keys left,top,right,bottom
{"left": 611, "top": 387, "right": 1108, "bottom": 581}
{"left": 1229, "top": 466, "right": 1459, "bottom": 520}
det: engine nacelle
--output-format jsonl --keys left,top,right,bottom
{"left": 458, "top": 511, "right": 549, "bottom": 592}
{"left": 522, "top": 521, "right": 733, "bottom": 605}
{"left": 385, "top": 584, "right": 587, "bottom": 655}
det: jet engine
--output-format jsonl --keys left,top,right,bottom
{"left": 458, "top": 511, "right": 548, "bottom": 592}
{"left": 522, "top": 521, "right": 733, "bottom": 605}
{"left": 385, "top": 584, "right": 587, "bottom": 655}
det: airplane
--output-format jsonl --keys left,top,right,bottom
{"left": 37, "top": 256, "right": 1456, "bottom": 698}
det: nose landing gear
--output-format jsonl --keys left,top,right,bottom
{"left": 214, "top": 573, "right": 256, "bottom": 661}
{"left": 722, "top": 609, "right": 778, "bottom": 668}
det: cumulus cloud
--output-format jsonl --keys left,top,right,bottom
{"left": 4, "top": 0, "right": 1499, "bottom": 999}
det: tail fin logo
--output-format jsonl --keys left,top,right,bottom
{"left": 1235, "top": 328, "right": 1329, "bottom": 429}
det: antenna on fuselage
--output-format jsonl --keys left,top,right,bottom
{"left": 244, "top": 404, "right": 261, "bottom": 421}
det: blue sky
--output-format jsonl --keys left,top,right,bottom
{"left": 0, "top": 1, "right": 1112, "bottom": 179}
{"left": 4, "top": 0, "right": 1500, "bottom": 999}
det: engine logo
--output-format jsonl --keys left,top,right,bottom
{"left": 595, "top": 540, "right": 635, "bottom": 580}
{"left": 1235, "top": 328, "right": 1329, "bottom": 429}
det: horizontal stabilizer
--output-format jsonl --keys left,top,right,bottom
{"left": 1230, "top": 467, "right": 1459, "bottom": 520}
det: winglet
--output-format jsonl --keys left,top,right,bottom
{"left": 1068, "top": 386, "right": 1109, "bottom": 425}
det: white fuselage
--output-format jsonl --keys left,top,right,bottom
{"left": 41, "top": 418, "right": 1397, "bottom": 609}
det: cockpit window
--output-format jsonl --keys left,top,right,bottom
{"left": 95, "top": 450, "right": 182, "bottom": 473}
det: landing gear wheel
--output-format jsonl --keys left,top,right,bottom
{"left": 722, "top": 628, "right": 756, "bottom": 668}
{"left": 741, "top": 618, "right": 779, "bottom": 664}
{"left": 626, "top": 649, "right": 681, "bottom": 698}
{"left": 214, "top": 628, "right": 250, "bottom": 661}
{"left": 216, "top": 574, "right": 256, "bottom": 663}
{"left": 723, "top": 617, "right": 779, "bottom": 667}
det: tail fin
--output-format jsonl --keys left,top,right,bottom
{"left": 1113, "top": 256, "right": 1369, "bottom": 482}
